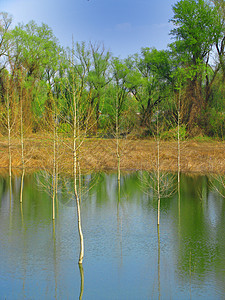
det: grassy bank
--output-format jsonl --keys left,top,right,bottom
{"left": 0, "top": 134, "right": 224, "bottom": 176}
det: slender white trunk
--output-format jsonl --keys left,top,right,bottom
{"left": 177, "top": 86, "right": 181, "bottom": 228}
{"left": 52, "top": 123, "right": 56, "bottom": 220}
{"left": 70, "top": 38, "right": 84, "bottom": 264}
{"left": 116, "top": 90, "right": 120, "bottom": 182}
{"left": 157, "top": 191, "right": 161, "bottom": 226}
{"left": 73, "top": 82, "right": 84, "bottom": 265}
{"left": 20, "top": 169, "right": 25, "bottom": 204}
{"left": 56, "top": 127, "right": 59, "bottom": 199}
{"left": 177, "top": 85, "right": 181, "bottom": 188}
{"left": 79, "top": 263, "right": 84, "bottom": 300}
{"left": 78, "top": 162, "right": 82, "bottom": 205}
{"left": 117, "top": 179, "right": 123, "bottom": 265}
{"left": 157, "top": 108, "right": 160, "bottom": 226}
{"left": 6, "top": 80, "right": 12, "bottom": 179}
{"left": 53, "top": 219, "right": 58, "bottom": 300}
{"left": 157, "top": 148, "right": 160, "bottom": 225}
{"left": 157, "top": 225, "right": 161, "bottom": 300}
{"left": 52, "top": 94, "right": 59, "bottom": 220}
{"left": 20, "top": 201, "right": 24, "bottom": 227}
{"left": 55, "top": 131, "right": 59, "bottom": 214}
{"left": 20, "top": 82, "right": 25, "bottom": 203}
{"left": 7, "top": 78, "right": 12, "bottom": 223}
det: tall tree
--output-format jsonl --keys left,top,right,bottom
{"left": 124, "top": 48, "right": 172, "bottom": 134}
{"left": 0, "top": 13, "right": 12, "bottom": 130}
{"left": 108, "top": 57, "right": 131, "bottom": 131}
{"left": 87, "top": 42, "right": 111, "bottom": 132}
{"left": 8, "top": 21, "right": 60, "bottom": 131}
{"left": 169, "top": 0, "right": 221, "bottom": 133}
{"left": 212, "top": 0, "right": 225, "bottom": 80}
{"left": 0, "top": 12, "right": 12, "bottom": 69}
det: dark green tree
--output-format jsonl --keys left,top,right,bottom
{"left": 124, "top": 48, "right": 172, "bottom": 134}
{"left": 169, "top": 0, "right": 222, "bottom": 133}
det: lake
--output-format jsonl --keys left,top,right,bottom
{"left": 0, "top": 171, "right": 225, "bottom": 299}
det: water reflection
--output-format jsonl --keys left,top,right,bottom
{"left": 157, "top": 225, "right": 161, "bottom": 300}
{"left": 79, "top": 263, "right": 84, "bottom": 300}
{"left": 0, "top": 172, "right": 225, "bottom": 299}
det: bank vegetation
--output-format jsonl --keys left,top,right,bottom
{"left": 0, "top": 0, "right": 225, "bottom": 176}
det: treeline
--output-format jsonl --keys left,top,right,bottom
{"left": 0, "top": 0, "right": 225, "bottom": 139}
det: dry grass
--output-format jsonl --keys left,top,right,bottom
{"left": 0, "top": 134, "right": 224, "bottom": 176}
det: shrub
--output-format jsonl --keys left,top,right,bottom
{"left": 160, "top": 124, "right": 186, "bottom": 140}
{"left": 58, "top": 122, "right": 72, "bottom": 135}
{"left": 208, "top": 108, "right": 225, "bottom": 138}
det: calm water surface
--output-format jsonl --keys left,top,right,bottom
{"left": 0, "top": 172, "right": 225, "bottom": 299}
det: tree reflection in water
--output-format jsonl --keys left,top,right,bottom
{"left": 0, "top": 172, "right": 225, "bottom": 299}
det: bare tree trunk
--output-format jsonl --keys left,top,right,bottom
{"left": 20, "top": 201, "right": 24, "bottom": 227}
{"left": 53, "top": 219, "right": 58, "bottom": 299}
{"left": 177, "top": 86, "right": 181, "bottom": 225}
{"left": 157, "top": 170, "right": 161, "bottom": 226}
{"left": 52, "top": 120, "right": 56, "bottom": 220}
{"left": 177, "top": 88, "right": 181, "bottom": 189}
{"left": 55, "top": 127, "right": 59, "bottom": 212}
{"left": 157, "top": 108, "right": 160, "bottom": 226}
{"left": 52, "top": 93, "right": 59, "bottom": 221}
{"left": 6, "top": 77, "right": 12, "bottom": 180}
{"left": 117, "top": 140, "right": 121, "bottom": 182}
{"left": 79, "top": 263, "right": 84, "bottom": 300}
{"left": 116, "top": 92, "right": 121, "bottom": 182}
{"left": 20, "top": 169, "right": 25, "bottom": 204}
{"left": 157, "top": 225, "right": 161, "bottom": 300}
{"left": 117, "top": 178, "right": 123, "bottom": 266}
{"left": 20, "top": 76, "right": 25, "bottom": 204}
{"left": 73, "top": 74, "right": 84, "bottom": 265}
{"left": 6, "top": 78, "right": 13, "bottom": 214}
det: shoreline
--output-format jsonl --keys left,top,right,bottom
{"left": 0, "top": 136, "right": 224, "bottom": 176}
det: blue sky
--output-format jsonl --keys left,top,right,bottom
{"left": 1, "top": 0, "right": 177, "bottom": 58}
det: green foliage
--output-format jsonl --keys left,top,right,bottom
{"left": 58, "top": 122, "right": 72, "bottom": 135}
{"left": 10, "top": 21, "right": 60, "bottom": 77}
{"left": 122, "top": 48, "right": 173, "bottom": 131}
{"left": 31, "top": 80, "right": 48, "bottom": 116}
{"left": 0, "top": 0, "right": 224, "bottom": 138}
{"left": 160, "top": 124, "right": 187, "bottom": 140}
{"left": 191, "top": 135, "right": 214, "bottom": 142}
{"left": 170, "top": 0, "right": 220, "bottom": 63}
{"left": 208, "top": 108, "right": 225, "bottom": 138}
